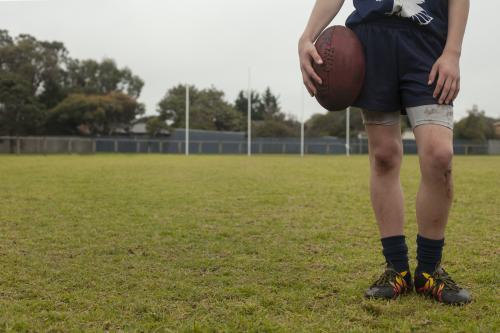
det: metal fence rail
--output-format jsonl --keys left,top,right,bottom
{"left": 0, "top": 136, "right": 496, "bottom": 155}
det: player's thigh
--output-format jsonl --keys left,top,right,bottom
{"left": 362, "top": 110, "right": 403, "bottom": 160}
{"left": 409, "top": 105, "right": 454, "bottom": 165}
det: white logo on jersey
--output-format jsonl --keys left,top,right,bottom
{"left": 389, "top": 0, "right": 434, "bottom": 25}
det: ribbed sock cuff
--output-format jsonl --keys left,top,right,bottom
{"left": 416, "top": 234, "right": 445, "bottom": 274}
{"left": 381, "top": 235, "right": 409, "bottom": 272}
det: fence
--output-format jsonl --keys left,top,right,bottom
{"left": 0, "top": 136, "right": 497, "bottom": 155}
{"left": 0, "top": 136, "right": 348, "bottom": 155}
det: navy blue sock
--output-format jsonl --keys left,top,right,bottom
{"left": 381, "top": 235, "right": 409, "bottom": 272}
{"left": 416, "top": 234, "right": 444, "bottom": 274}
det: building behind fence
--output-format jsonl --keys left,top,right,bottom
{"left": 0, "top": 129, "right": 498, "bottom": 155}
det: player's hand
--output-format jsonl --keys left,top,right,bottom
{"left": 428, "top": 50, "right": 461, "bottom": 105}
{"left": 298, "top": 37, "right": 323, "bottom": 97}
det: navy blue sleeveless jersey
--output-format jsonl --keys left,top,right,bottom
{"left": 346, "top": 0, "right": 449, "bottom": 43}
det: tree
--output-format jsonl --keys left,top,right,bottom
{"left": 157, "top": 84, "right": 243, "bottom": 131}
{"left": 236, "top": 87, "right": 305, "bottom": 137}
{"left": 234, "top": 87, "right": 293, "bottom": 136}
{"left": 47, "top": 92, "right": 144, "bottom": 135}
{"left": 305, "top": 108, "right": 364, "bottom": 137}
{"left": 66, "top": 58, "right": 144, "bottom": 98}
{"left": 157, "top": 84, "right": 187, "bottom": 125}
{"left": 0, "top": 30, "right": 147, "bottom": 136}
{"left": 234, "top": 90, "right": 265, "bottom": 121}
{"left": 261, "top": 87, "right": 281, "bottom": 119}
{"left": 0, "top": 29, "right": 13, "bottom": 48}
{"left": 0, "top": 31, "right": 68, "bottom": 109}
{"left": 253, "top": 119, "right": 299, "bottom": 137}
{"left": 0, "top": 74, "right": 45, "bottom": 136}
{"left": 213, "top": 105, "right": 244, "bottom": 131}
{"left": 145, "top": 116, "right": 170, "bottom": 137}
{"left": 234, "top": 87, "right": 283, "bottom": 122}
{"left": 454, "top": 105, "right": 495, "bottom": 142}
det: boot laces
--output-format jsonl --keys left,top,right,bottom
{"left": 432, "top": 268, "right": 460, "bottom": 291}
{"left": 372, "top": 268, "right": 399, "bottom": 288}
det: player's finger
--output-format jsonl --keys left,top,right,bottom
{"left": 309, "top": 47, "right": 323, "bottom": 65}
{"left": 445, "top": 80, "right": 457, "bottom": 104}
{"left": 433, "top": 74, "right": 445, "bottom": 100}
{"left": 307, "top": 81, "right": 317, "bottom": 96}
{"left": 439, "top": 78, "right": 452, "bottom": 104}
{"left": 428, "top": 63, "right": 438, "bottom": 85}
{"left": 304, "top": 63, "right": 323, "bottom": 85}
{"left": 452, "top": 79, "right": 460, "bottom": 101}
{"left": 302, "top": 78, "right": 316, "bottom": 97}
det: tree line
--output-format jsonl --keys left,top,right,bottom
{"left": 0, "top": 30, "right": 145, "bottom": 137}
{"left": 0, "top": 30, "right": 497, "bottom": 142}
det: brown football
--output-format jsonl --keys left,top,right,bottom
{"left": 313, "top": 26, "right": 365, "bottom": 111}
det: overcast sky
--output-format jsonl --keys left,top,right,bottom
{"left": 1, "top": 0, "right": 499, "bottom": 121}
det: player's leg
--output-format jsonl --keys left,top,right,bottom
{"left": 349, "top": 23, "right": 412, "bottom": 299}
{"left": 362, "top": 111, "right": 413, "bottom": 299}
{"left": 364, "top": 112, "right": 405, "bottom": 239}
{"left": 397, "top": 22, "right": 471, "bottom": 304}
{"left": 349, "top": 24, "right": 403, "bottom": 238}
{"left": 412, "top": 112, "right": 454, "bottom": 241}
{"left": 407, "top": 105, "right": 471, "bottom": 304}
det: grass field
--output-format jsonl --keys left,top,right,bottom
{"left": 0, "top": 154, "right": 498, "bottom": 332}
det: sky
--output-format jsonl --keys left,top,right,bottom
{"left": 1, "top": 0, "right": 499, "bottom": 121}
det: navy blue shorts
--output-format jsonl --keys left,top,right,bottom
{"left": 350, "top": 17, "right": 446, "bottom": 115}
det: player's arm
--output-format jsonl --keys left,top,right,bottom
{"left": 429, "top": 0, "right": 470, "bottom": 105}
{"left": 299, "top": 0, "right": 345, "bottom": 97}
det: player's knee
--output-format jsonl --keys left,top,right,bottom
{"left": 422, "top": 146, "right": 453, "bottom": 175}
{"left": 371, "top": 144, "right": 402, "bottom": 174}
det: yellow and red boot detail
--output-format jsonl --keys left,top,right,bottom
{"left": 414, "top": 266, "right": 472, "bottom": 305}
{"left": 365, "top": 267, "right": 413, "bottom": 300}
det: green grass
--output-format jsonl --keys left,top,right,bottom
{"left": 0, "top": 154, "right": 498, "bottom": 332}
